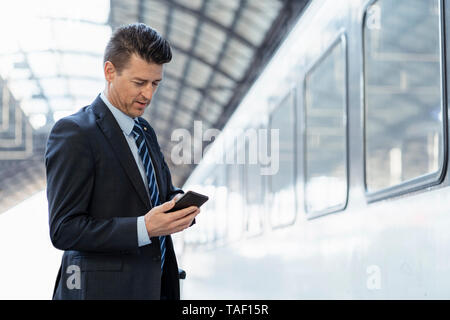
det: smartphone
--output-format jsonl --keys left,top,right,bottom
{"left": 166, "top": 190, "right": 209, "bottom": 213}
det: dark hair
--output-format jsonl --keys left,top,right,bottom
{"left": 103, "top": 23, "right": 172, "bottom": 73}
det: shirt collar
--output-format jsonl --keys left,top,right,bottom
{"left": 100, "top": 91, "right": 135, "bottom": 136}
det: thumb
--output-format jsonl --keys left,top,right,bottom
{"left": 158, "top": 198, "right": 176, "bottom": 212}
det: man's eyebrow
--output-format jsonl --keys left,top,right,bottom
{"left": 133, "top": 77, "right": 162, "bottom": 82}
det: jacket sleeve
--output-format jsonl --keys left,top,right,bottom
{"left": 45, "top": 118, "right": 138, "bottom": 252}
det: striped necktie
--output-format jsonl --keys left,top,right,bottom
{"left": 132, "top": 119, "right": 166, "bottom": 273}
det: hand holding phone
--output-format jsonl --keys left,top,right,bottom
{"left": 166, "top": 191, "right": 209, "bottom": 213}
{"left": 144, "top": 191, "right": 207, "bottom": 237}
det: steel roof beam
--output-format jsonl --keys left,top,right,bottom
{"left": 169, "top": 43, "right": 238, "bottom": 82}
{"left": 162, "top": 0, "right": 209, "bottom": 141}
{"left": 163, "top": 0, "right": 255, "bottom": 49}
{"left": 212, "top": 0, "right": 310, "bottom": 131}
{"left": 188, "top": 0, "right": 247, "bottom": 131}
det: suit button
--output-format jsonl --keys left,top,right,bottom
{"left": 153, "top": 255, "right": 161, "bottom": 261}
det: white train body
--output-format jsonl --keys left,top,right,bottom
{"left": 173, "top": 0, "right": 450, "bottom": 299}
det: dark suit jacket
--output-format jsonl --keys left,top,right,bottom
{"left": 45, "top": 95, "right": 184, "bottom": 300}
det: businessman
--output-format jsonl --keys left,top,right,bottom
{"left": 45, "top": 23, "right": 200, "bottom": 299}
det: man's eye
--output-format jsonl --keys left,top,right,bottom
{"left": 153, "top": 82, "right": 159, "bottom": 87}
{"left": 134, "top": 81, "right": 144, "bottom": 86}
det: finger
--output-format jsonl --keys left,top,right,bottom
{"left": 171, "top": 205, "right": 199, "bottom": 219}
{"left": 173, "top": 193, "right": 183, "bottom": 202}
{"left": 169, "top": 210, "right": 198, "bottom": 231}
{"left": 171, "top": 219, "right": 195, "bottom": 234}
{"left": 169, "top": 210, "right": 200, "bottom": 234}
{"left": 155, "top": 199, "right": 176, "bottom": 213}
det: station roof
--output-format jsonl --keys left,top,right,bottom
{"left": 0, "top": 0, "right": 309, "bottom": 213}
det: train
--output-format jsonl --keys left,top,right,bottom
{"left": 172, "top": 0, "right": 450, "bottom": 299}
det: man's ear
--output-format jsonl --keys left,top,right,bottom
{"left": 104, "top": 61, "right": 116, "bottom": 82}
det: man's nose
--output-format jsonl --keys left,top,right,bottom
{"left": 141, "top": 84, "right": 154, "bottom": 101}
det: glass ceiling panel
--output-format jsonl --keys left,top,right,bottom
{"left": 145, "top": 20, "right": 166, "bottom": 40}
{"left": 218, "top": 38, "right": 253, "bottom": 80}
{"left": 144, "top": 0, "right": 169, "bottom": 20}
{"left": 0, "top": 0, "right": 110, "bottom": 129}
{"left": 40, "top": 79, "right": 68, "bottom": 97}
{"left": 143, "top": 3, "right": 168, "bottom": 36}
{"left": 210, "top": 72, "right": 235, "bottom": 90}
{"left": 60, "top": 54, "right": 104, "bottom": 78}
{"left": 7, "top": 80, "right": 37, "bottom": 101}
{"left": 152, "top": 121, "right": 166, "bottom": 134}
{"left": 237, "top": 26, "right": 265, "bottom": 46}
{"left": 205, "top": 0, "right": 239, "bottom": 29}
{"left": 240, "top": 4, "right": 274, "bottom": 29}
{"left": 156, "top": 103, "right": 173, "bottom": 120}
{"left": 209, "top": 89, "right": 233, "bottom": 106}
{"left": 199, "top": 21, "right": 228, "bottom": 46}
{"left": 175, "top": 0, "right": 204, "bottom": 11}
{"left": 193, "top": 23, "right": 227, "bottom": 65}
{"left": 27, "top": 53, "right": 60, "bottom": 78}
{"left": 73, "top": 97, "right": 95, "bottom": 110}
{"left": 53, "top": 110, "right": 75, "bottom": 123}
{"left": 200, "top": 98, "right": 222, "bottom": 122}
{"left": 17, "top": 20, "right": 55, "bottom": 52}
{"left": 7, "top": 68, "right": 31, "bottom": 82}
{"left": 228, "top": 38, "right": 254, "bottom": 61}
{"left": 246, "top": 1, "right": 283, "bottom": 17}
{"left": 166, "top": 49, "right": 188, "bottom": 78}
{"left": 258, "top": 2, "right": 282, "bottom": 22}
{"left": 180, "top": 88, "right": 202, "bottom": 110}
{"left": 112, "top": 4, "right": 138, "bottom": 23}
{"left": 68, "top": 79, "right": 104, "bottom": 98}
{"left": 159, "top": 77, "right": 179, "bottom": 91}
{"left": 20, "top": 99, "right": 48, "bottom": 115}
{"left": 48, "top": 97, "right": 77, "bottom": 111}
{"left": 52, "top": 21, "right": 111, "bottom": 54}
{"left": 219, "top": 52, "right": 247, "bottom": 80}
{"left": 37, "top": 0, "right": 110, "bottom": 23}
{"left": 192, "top": 41, "right": 218, "bottom": 66}
{"left": 187, "top": 59, "right": 212, "bottom": 88}
{"left": 158, "top": 87, "right": 178, "bottom": 101}
{"left": 170, "top": 17, "right": 196, "bottom": 51}
{"left": 235, "top": 3, "right": 281, "bottom": 45}
{"left": 172, "top": 9, "right": 198, "bottom": 32}
{"left": 177, "top": 106, "right": 192, "bottom": 120}
{"left": 175, "top": 111, "right": 192, "bottom": 128}
{"left": 0, "top": 56, "right": 17, "bottom": 80}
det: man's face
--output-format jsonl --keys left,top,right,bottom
{"left": 104, "top": 53, "right": 163, "bottom": 118}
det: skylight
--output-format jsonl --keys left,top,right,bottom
{"left": 0, "top": 0, "right": 111, "bottom": 129}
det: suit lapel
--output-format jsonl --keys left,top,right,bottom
{"left": 91, "top": 95, "right": 150, "bottom": 209}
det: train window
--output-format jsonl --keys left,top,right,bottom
{"left": 304, "top": 35, "right": 348, "bottom": 215}
{"left": 244, "top": 130, "right": 264, "bottom": 237}
{"left": 269, "top": 90, "right": 296, "bottom": 227}
{"left": 363, "top": 0, "right": 444, "bottom": 198}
